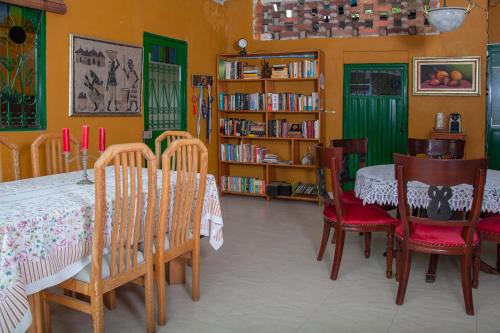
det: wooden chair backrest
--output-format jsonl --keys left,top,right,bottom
{"left": 407, "top": 138, "right": 465, "bottom": 159}
{"left": 316, "top": 144, "right": 345, "bottom": 217}
{"left": 394, "top": 154, "right": 487, "bottom": 247}
{"left": 330, "top": 138, "right": 368, "bottom": 185}
{"left": 0, "top": 136, "right": 20, "bottom": 182}
{"left": 154, "top": 131, "right": 193, "bottom": 169}
{"left": 31, "top": 133, "right": 81, "bottom": 177}
{"left": 92, "top": 143, "right": 157, "bottom": 286}
{"left": 157, "top": 139, "right": 208, "bottom": 256}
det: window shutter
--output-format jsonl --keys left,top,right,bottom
{"left": 0, "top": 0, "right": 66, "bottom": 14}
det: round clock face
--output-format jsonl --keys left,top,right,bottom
{"left": 238, "top": 38, "right": 248, "bottom": 48}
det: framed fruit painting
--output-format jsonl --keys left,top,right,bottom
{"left": 413, "top": 56, "right": 480, "bottom": 96}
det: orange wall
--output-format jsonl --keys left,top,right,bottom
{"left": 489, "top": 3, "right": 500, "bottom": 43}
{"left": 223, "top": 0, "right": 489, "bottom": 159}
{"left": 1, "top": 0, "right": 224, "bottom": 180}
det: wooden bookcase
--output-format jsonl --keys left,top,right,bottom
{"left": 217, "top": 50, "right": 324, "bottom": 202}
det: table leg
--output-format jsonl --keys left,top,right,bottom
{"left": 27, "top": 292, "right": 44, "bottom": 333}
{"left": 426, "top": 254, "right": 439, "bottom": 283}
{"left": 168, "top": 257, "right": 186, "bottom": 285}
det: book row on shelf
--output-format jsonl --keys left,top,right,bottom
{"left": 219, "top": 59, "right": 319, "bottom": 80}
{"left": 220, "top": 176, "right": 266, "bottom": 195}
{"left": 219, "top": 118, "right": 319, "bottom": 139}
{"left": 220, "top": 143, "right": 292, "bottom": 165}
{"left": 268, "top": 119, "right": 319, "bottom": 139}
{"left": 219, "top": 92, "right": 319, "bottom": 112}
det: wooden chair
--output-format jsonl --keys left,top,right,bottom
{"left": 0, "top": 136, "right": 20, "bottom": 181}
{"left": 155, "top": 138, "right": 208, "bottom": 325}
{"left": 31, "top": 133, "right": 81, "bottom": 177}
{"left": 407, "top": 138, "right": 465, "bottom": 159}
{"left": 154, "top": 130, "right": 193, "bottom": 168}
{"left": 316, "top": 144, "right": 396, "bottom": 280}
{"left": 473, "top": 216, "right": 500, "bottom": 287}
{"left": 42, "top": 143, "right": 157, "bottom": 332}
{"left": 393, "top": 154, "right": 487, "bottom": 315}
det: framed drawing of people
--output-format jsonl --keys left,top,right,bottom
{"left": 70, "top": 35, "right": 143, "bottom": 116}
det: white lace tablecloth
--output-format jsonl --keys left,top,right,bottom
{"left": 0, "top": 168, "right": 223, "bottom": 333}
{"left": 355, "top": 164, "right": 500, "bottom": 213}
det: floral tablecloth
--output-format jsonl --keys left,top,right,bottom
{"left": 355, "top": 164, "right": 500, "bottom": 212}
{"left": 0, "top": 168, "right": 223, "bottom": 333}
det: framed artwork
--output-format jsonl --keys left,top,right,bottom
{"left": 413, "top": 56, "right": 481, "bottom": 96}
{"left": 70, "top": 35, "right": 143, "bottom": 116}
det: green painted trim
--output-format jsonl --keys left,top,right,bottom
{"left": 486, "top": 44, "right": 500, "bottom": 169}
{"left": 0, "top": 9, "right": 46, "bottom": 132}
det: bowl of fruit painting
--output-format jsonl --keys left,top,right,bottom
{"left": 413, "top": 56, "right": 481, "bottom": 96}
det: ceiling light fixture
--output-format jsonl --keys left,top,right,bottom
{"left": 424, "top": 0, "right": 474, "bottom": 32}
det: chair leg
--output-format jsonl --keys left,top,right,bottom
{"left": 91, "top": 294, "right": 104, "bottom": 333}
{"left": 425, "top": 254, "right": 439, "bottom": 283}
{"left": 331, "top": 226, "right": 345, "bottom": 280}
{"left": 386, "top": 227, "right": 394, "bottom": 279}
{"left": 42, "top": 293, "right": 52, "bottom": 333}
{"left": 156, "top": 261, "right": 167, "bottom": 326}
{"left": 364, "top": 232, "right": 372, "bottom": 258}
{"left": 144, "top": 267, "right": 155, "bottom": 333}
{"left": 317, "top": 222, "right": 331, "bottom": 261}
{"left": 473, "top": 246, "right": 481, "bottom": 289}
{"left": 461, "top": 252, "right": 475, "bottom": 316}
{"left": 497, "top": 244, "right": 500, "bottom": 271}
{"left": 192, "top": 248, "right": 200, "bottom": 301}
{"left": 331, "top": 229, "right": 336, "bottom": 244}
{"left": 396, "top": 247, "right": 412, "bottom": 306}
{"left": 103, "top": 290, "right": 116, "bottom": 310}
{"left": 395, "top": 239, "right": 401, "bottom": 282}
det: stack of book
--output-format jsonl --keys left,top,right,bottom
{"left": 220, "top": 143, "right": 267, "bottom": 163}
{"left": 266, "top": 92, "right": 319, "bottom": 111}
{"left": 294, "top": 182, "right": 318, "bottom": 196}
{"left": 271, "top": 64, "right": 289, "bottom": 78}
{"left": 243, "top": 65, "right": 260, "bottom": 79}
{"left": 219, "top": 93, "right": 265, "bottom": 111}
{"left": 262, "top": 153, "right": 279, "bottom": 164}
{"left": 268, "top": 119, "right": 288, "bottom": 138}
{"left": 288, "top": 59, "right": 318, "bottom": 79}
{"left": 219, "top": 118, "right": 266, "bottom": 137}
{"left": 220, "top": 176, "right": 266, "bottom": 195}
{"left": 221, "top": 61, "right": 245, "bottom": 79}
{"left": 301, "top": 120, "right": 320, "bottom": 139}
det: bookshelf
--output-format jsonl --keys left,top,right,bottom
{"left": 217, "top": 50, "right": 324, "bottom": 203}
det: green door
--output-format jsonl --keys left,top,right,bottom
{"left": 343, "top": 64, "right": 408, "bottom": 172}
{"left": 487, "top": 44, "right": 500, "bottom": 170}
{"left": 143, "top": 32, "right": 187, "bottom": 152}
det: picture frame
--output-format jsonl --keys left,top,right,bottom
{"left": 413, "top": 56, "right": 481, "bottom": 96}
{"left": 69, "top": 35, "right": 143, "bottom": 116}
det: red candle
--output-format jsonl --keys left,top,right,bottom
{"left": 81, "top": 125, "right": 89, "bottom": 150}
{"left": 62, "top": 128, "right": 70, "bottom": 153}
{"left": 98, "top": 127, "right": 106, "bottom": 152}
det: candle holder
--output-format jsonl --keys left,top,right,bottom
{"left": 64, "top": 149, "right": 100, "bottom": 185}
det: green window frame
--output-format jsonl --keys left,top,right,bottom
{"left": 0, "top": 4, "right": 46, "bottom": 131}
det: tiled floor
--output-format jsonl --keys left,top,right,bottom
{"left": 52, "top": 196, "right": 500, "bottom": 333}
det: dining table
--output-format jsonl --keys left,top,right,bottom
{"left": 0, "top": 168, "right": 223, "bottom": 333}
{"left": 355, "top": 164, "right": 500, "bottom": 282}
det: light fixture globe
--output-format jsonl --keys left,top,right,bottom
{"left": 424, "top": 0, "right": 474, "bottom": 32}
{"left": 427, "top": 7, "right": 468, "bottom": 32}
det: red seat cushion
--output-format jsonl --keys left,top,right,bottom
{"left": 323, "top": 203, "right": 396, "bottom": 226}
{"left": 395, "top": 223, "right": 479, "bottom": 247}
{"left": 342, "top": 190, "right": 363, "bottom": 205}
{"left": 477, "top": 215, "right": 500, "bottom": 235}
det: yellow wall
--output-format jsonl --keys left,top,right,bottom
{"left": 489, "top": 3, "right": 500, "bottom": 43}
{"left": 223, "top": 0, "right": 489, "bottom": 159}
{"left": 1, "top": 0, "right": 225, "bottom": 180}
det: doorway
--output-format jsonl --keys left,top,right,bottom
{"left": 343, "top": 63, "right": 408, "bottom": 178}
{"left": 143, "top": 32, "right": 187, "bottom": 152}
{"left": 487, "top": 44, "right": 500, "bottom": 170}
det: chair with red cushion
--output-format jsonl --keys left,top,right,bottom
{"left": 393, "top": 154, "right": 487, "bottom": 315}
{"left": 473, "top": 215, "right": 500, "bottom": 287}
{"left": 316, "top": 144, "right": 397, "bottom": 280}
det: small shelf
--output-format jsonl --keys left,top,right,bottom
{"left": 220, "top": 135, "right": 319, "bottom": 141}
{"left": 221, "top": 190, "right": 267, "bottom": 197}
{"left": 220, "top": 161, "right": 316, "bottom": 169}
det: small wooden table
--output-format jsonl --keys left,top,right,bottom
{"left": 430, "top": 130, "right": 466, "bottom": 142}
